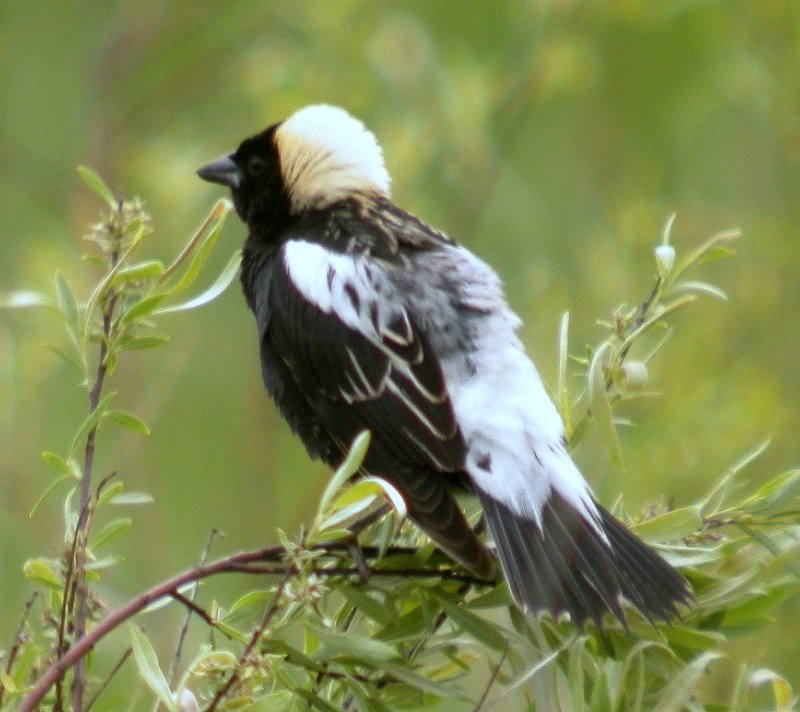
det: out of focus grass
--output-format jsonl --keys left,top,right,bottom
{"left": 1, "top": 0, "right": 798, "bottom": 699}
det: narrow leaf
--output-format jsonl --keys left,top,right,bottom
{"left": 120, "top": 294, "right": 167, "bottom": 326}
{"left": 106, "top": 410, "right": 151, "bottom": 435}
{"left": 427, "top": 589, "right": 508, "bottom": 652}
{"left": 68, "top": 391, "right": 117, "bottom": 458}
{"left": 29, "top": 473, "right": 75, "bottom": 517}
{"left": 41, "top": 450, "right": 79, "bottom": 477}
{"left": 588, "top": 342, "right": 622, "bottom": 468}
{"left": 155, "top": 249, "right": 242, "bottom": 314}
{"left": 110, "top": 491, "right": 154, "bottom": 505}
{"left": 650, "top": 651, "right": 721, "bottom": 712}
{"left": 319, "top": 430, "right": 372, "bottom": 513}
{"left": 129, "top": 624, "right": 177, "bottom": 711}
{"left": 55, "top": 272, "right": 79, "bottom": 327}
{"left": 379, "top": 660, "right": 465, "bottom": 699}
{"left": 23, "top": 558, "right": 63, "bottom": 589}
{"left": 92, "top": 518, "right": 132, "bottom": 549}
{"left": 118, "top": 335, "right": 171, "bottom": 350}
{"left": 629, "top": 505, "right": 702, "bottom": 543}
{"left": 110, "top": 260, "right": 165, "bottom": 286}
{"left": 670, "top": 280, "right": 728, "bottom": 301}
{"left": 77, "top": 165, "right": 117, "bottom": 207}
{"left": 311, "top": 624, "right": 401, "bottom": 662}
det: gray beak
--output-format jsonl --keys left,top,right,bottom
{"left": 197, "top": 154, "right": 241, "bottom": 190}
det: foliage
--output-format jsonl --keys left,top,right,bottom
{"left": 1, "top": 179, "right": 799, "bottom": 711}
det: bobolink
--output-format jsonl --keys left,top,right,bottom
{"left": 198, "top": 104, "right": 689, "bottom": 627}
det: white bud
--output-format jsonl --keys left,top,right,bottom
{"left": 614, "top": 361, "right": 648, "bottom": 392}
{"left": 175, "top": 688, "right": 200, "bottom": 712}
{"left": 655, "top": 244, "right": 676, "bottom": 276}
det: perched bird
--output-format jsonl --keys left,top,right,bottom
{"left": 198, "top": 104, "right": 690, "bottom": 627}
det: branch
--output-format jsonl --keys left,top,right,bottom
{"left": 17, "top": 543, "right": 490, "bottom": 711}
{"left": 0, "top": 592, "right": 38, "bottom": 708}
{"left": 72, "top": 248, "right": 120, "bottom": 712}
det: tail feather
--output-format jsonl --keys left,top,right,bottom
{"left": 478, "top": 489, "right": 690, "bottom": 627}
{"left": 393, "top": 466, "right": 496, "bottom": 580}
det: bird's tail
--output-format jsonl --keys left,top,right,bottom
{"left": 477, "top": 488, "right": 691, "bottom": 628}
{"left": 396, "top": 468, "right": 497, "bottom": 581}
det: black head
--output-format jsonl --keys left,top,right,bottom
{"left": 197, "top": 124, "right": 291, "bottom": 240}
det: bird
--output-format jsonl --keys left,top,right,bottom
{"left": 197, "top": 104, "right": 690, "bottom": 628}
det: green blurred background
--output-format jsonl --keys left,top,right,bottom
{"left": 1, "top": 0, "right": 798, "bottom": 705}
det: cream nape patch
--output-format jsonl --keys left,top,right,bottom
{"left": 275, "top": 104, "right": 391, "bottom": 212}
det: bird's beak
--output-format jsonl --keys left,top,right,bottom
{"left": 197, "top": 154, "right": 241, "bottom": 190}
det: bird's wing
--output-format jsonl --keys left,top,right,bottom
{"left": 267, "top": 238, "right": 465, "bottom": 474}
{"left": 264, "top": 238, "right": 495, "bottom": 579}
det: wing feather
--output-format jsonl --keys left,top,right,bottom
{"left": 269, "top": 240, "right": 465, "bottom": 474}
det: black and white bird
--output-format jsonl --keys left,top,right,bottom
{"left": 198, "top": 104, "right": 690, "bottom": 627}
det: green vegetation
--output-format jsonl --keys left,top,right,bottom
{"left": 1, "top": 3, "right": 798, "bottom": 709}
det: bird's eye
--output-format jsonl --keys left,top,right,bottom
{"left": 247, "top": 156, "right": 265, "bottom": 176}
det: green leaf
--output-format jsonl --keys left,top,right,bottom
{"left": 660, "top": 625, "right": 726, "bottom": 650}
{"left": 29, "top": 473, "right": 75, "bottom": 517}
{"left": 293, "top": 689, "right": 343, "bottom": 712}
{"left": 426, "top": 589, "right": 508, "bottom": 652}
{"left": 250, "top": 691, "right": 295, "bottom": 712}
{"left": 339, "top": 586, "right": 394, "bottom": 625}
{"left": 319, "top": 430, "right": 372, "bottom": 513}
{"left": 226, "top": 589, "right": 275, "bottom": 619}
{"left": 120, "top": 293, "right": 167, "bottom": 326}
{"left": 588, "top": 341, "right": 622, "bottom": 468}
{"left": 154, "top": 249, "right": 242, "bottom": 314}
{"left": 375, "top": 605, "right": 429, "bottom": 642}
{"left": 650, "top": 651, "right": 721, "bottom": 712}
{"left": 106, "top": 410, "right": 151, "bottom": 435}
{"left": 23, "top": 557, "right": 63, "bottom": 589}
{"left": 118, "top": 334, "right": 171, "bottom": 350}
{"left": 128, "top": 624, "right": 177, "bottom": 711}
{"left": 670, "top": 280, "right": 728, "bottom": 301}
{"left": 110, "top": 259, "right": 165, "bottom": 286}
{"left": 748, "top": 469, "right": 800, "bottom": 514}
{"left": 310, "top": 622, "right": 401, "bottom": 662}
{"left": 77, "top": 165, "right": 117, "bottom": 207}
{"left": 748, "top": 669, "right": 794, "bottom": 712}
{"left": 163, "top": 215, "right": 225, "bottom": 296}
{"left": 55, "top": 272, "right": 79, "bottom": 327}
{"left": 41, "top": 450, "right": 80, "bottom": 477}
{"left": 379, "top": 659, "right": 469, "bottom": 700}
{"left": 97, "top": 481, "right": 124, "bottom": 507}
{"left": 629, "top": 505, "right": 702, "bottom": 543}
{"left": 91, "top": 517, "right": 132, "bottom": 549}
{"left": 110, "top": 491, "right": 154, "bottom": 505}
{"left": 0, "top": 672, "right": 18, "bottom": 694}
{"left": 68, "top": 391, "right": 117, "bottom": 458}
{"left": 467, "top": 582, "right": 512, "bottom": 609}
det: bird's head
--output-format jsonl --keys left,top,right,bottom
{"left": 197, "top": 104, "right": 391, "bottom": 237}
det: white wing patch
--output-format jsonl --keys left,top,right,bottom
{"left": 276, "top": 105, "right": 391, "bottom": 212}
{"left": 281, "top": 239, "right": 385, "bottom": 335}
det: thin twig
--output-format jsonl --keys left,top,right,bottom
{"left": 165, "top": 529, "right": 220, "bottom": 697}
{"left": 72, "top": 242, "right": 120, "bottom": 712}
{"left": 206, "top": 571, "right": 292, "bottom": 711}
{"left": 0, "top": 592, "right": 38, "bottom": 708}
{"left": 473, "top": 647, "right": 508, "bottom": 712}
{"left": 84, "top": 647, "right": 132, "bottom": 712}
